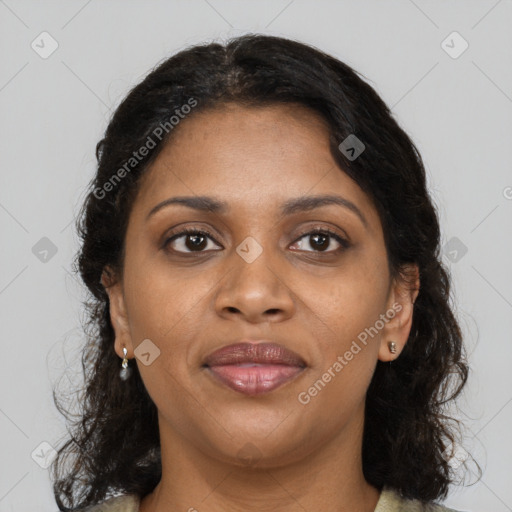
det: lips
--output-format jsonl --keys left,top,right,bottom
{"left": 203, "top": 342, "right": 306, "bottom": 396}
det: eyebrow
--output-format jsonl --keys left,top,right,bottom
{"left": 146, "top": 194, "right": 368, "bottom": 228}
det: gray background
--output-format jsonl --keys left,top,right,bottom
{"left": 1, "top": 0, "right": 511, "bottom": 510}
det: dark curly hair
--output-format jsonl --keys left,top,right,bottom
{"left": 51, "top": 33, "right": 481, "bottom": 510}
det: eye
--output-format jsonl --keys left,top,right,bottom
{"left": 290, "top": 228, "right": 350, "bottom": 253}
{"left": 163, "top": 226, "right": 350, "bottom": 255}
{"left": 163, "top": 228, "right": 222, "bottom": 254}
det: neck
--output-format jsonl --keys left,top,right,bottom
{"left": 140, "top": 406, "right": 381, "bottom": 512}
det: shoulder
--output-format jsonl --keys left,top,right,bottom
{"left": 78, "top": 494, "right": 140, "bottom": 512}
{"left": 375, "top": 485, "right": 467, "bottom": 512}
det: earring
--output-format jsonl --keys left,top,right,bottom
{"left": 120, "top": 347, "right": 132, "bottom": 381}
{"left": 387, "top": 341, "right": 397, "bottom": 354}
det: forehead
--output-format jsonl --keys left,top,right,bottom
{"left": 131, "top": 103, "right": 380, "bottom": 230}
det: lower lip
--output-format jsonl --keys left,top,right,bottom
{"left": 205, "top": 363, "right": 304, "bottom": 396}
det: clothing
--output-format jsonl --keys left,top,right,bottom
{"left": 81, "top": 485, "right": 465, "bottom": 511}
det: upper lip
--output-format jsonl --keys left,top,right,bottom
{"left": 203, "top": 341, "right": 306, "bottom": 367}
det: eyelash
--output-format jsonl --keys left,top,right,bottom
{"left": 163, "top": 226, "right": 350, "bottom": 255}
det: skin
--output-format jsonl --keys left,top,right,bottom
{"left": 103, "top": 102, "right": 419, "bottom": 512}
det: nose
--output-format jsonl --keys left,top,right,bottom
{"left": 214, "top": 243, "right": 295, "bottom": 324}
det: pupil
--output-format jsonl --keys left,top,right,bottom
{"left": 311, "top": 233, "right": 328, "bottom": 251}
{"left": 187, "top": 234, "right": 207, "bottom": 251}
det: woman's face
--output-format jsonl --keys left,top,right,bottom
{"left": 105, "top": 103, "right": 417, "bottom": 467}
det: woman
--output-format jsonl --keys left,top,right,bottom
{"left": 51, "top": 34, "right": 478, "bottom": 512}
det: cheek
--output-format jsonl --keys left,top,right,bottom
{"left": 122, "top": 251, "right": 222, "bottom": 389}
{"left": 122, "top": 246, "right": 209, "bottom": 342}
{"left": 299, "top": 252, "right": 389, "bottom": 347}
{"left": 295, "top": 272, "right": 386, "bottom": 428}
{"left": 121, "top": 262, "right": 203, "bottom": 414}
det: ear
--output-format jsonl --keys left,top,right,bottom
{"left": 101, "top": 266, "right": 134, "bottom": 359}
{"left": 378, "top": 263, "right": 420, "bottom": 362}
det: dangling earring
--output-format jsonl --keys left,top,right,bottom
{"left": 120, "top": 347, "right": 132, "bottom": 380}
{"left": 387, "top": 341, "right": 397, "bottom": 354}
